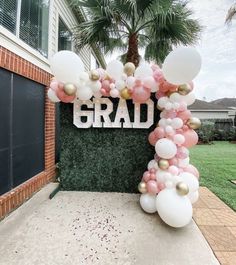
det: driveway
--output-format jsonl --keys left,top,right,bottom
{"left": 0, "top": 183, "right": 219, "bottom": 265}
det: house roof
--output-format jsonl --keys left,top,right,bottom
{"left": 210, "top": 98, "right": 236, "bottom": 109}
{"left": 189, "top": 99, "right": 230, "bottom": 110}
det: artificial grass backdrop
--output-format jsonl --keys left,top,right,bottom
{"left": 59, "top": 97, "right": 160, "bottom": 193}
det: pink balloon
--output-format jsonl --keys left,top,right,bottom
{"left": 158, "top": 182, "right": 166, "bottom": 191}
{"left": 165, "top": 110, "right": 177, "bottom": 119}
{"left": 50, "top": 80, "right": 59, "bottom": 91}
{"left": 176, "top": 146, "right": 189, "bottom": 159}
{"left": 150, "top": 168, "right": 156, "bottom": 174}
{"left": 148, "top": 132, "right": 158, "bottom": 146}
{"left": 168, "top": 157, "right": 178, "bottom": 166}
{"left": 142, "top": 171, "right": 151, "bottom": 182}
{"left": 154, "top": 127, "right": 165, "bottom": 139}
{"left": 162, "top": 81, "right": 178, "bottom": 92}
{"left": 150, "top": 173, "right": 156, "bottom": 180}
{"left": 56, "top": 87, "right": 75, "bottom": 103}
{"left": 132, "top": 86, "right": 151, "bottom": 103}
{"left": 100, "top": 88, "right": 110, "bottom": 96}
{"left": 155, "top": 90, "right": 166, "bottom": 99}
{"left": 168, "top": 165, "right": 179, "bottom": 175}
{"left": 178, "top": 102, "right": 187, "bottom": 112}
{"left": 182, "top": 129, "right": 199, "bottom": 147}
{"left": 147, "top": 180, "right": 158, "bottom": 194}
{"left": 102, "top": 80, "right": 110, "bottom": 91}
{"left": 110, "top": 89, "right": 119, "bottom": 98}
{"left": 184, "top": 164, "right": 200, "bottom": 179}
{"left": 177, "top": 110, "right": 192, "bottom": 121}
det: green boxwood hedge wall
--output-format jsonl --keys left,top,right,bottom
{"left": 59, "top": 97, "right": 160, "bottom": 193}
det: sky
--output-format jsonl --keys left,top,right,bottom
{"left": 105, "top": 0, "right": 236, "bottom": 101}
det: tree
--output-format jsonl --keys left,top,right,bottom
{"left": 70, "top": 0, "right": 201, "bottom": 66}
{"left": 225, "top": 3, "right": 236, "bottom": 24}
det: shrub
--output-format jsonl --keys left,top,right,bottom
{"left": 197, "top": 121, "right": 215, "bottom": 144}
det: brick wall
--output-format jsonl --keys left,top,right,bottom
{"left": 0, "top": 46, "right": 56, "bottom": 219}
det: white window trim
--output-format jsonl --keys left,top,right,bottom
{"left": 58, "top": 16, "right": 73, "bottom": 52}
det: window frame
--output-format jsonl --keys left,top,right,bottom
{"left": 57, "top": 16, "right": 73, "bottom": 52}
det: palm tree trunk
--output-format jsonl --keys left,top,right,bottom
{"left": 126, "top": 33, "right": 139, "bottom": 67}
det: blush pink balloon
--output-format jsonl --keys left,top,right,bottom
{"left": 102, "top": 80, "right": 110, "bottom": 91}
{"left": 158, "top": 183, "right": 166, "bottom": 191}
{"left": 177, "top": 110, "right": 191, "bottom": 121}
{"left": 168, "top": 165, "right": 179, "bottom": 175}
{"left": 100, "top": 88, "right": 110, "bottom": 96}
{"left": 168, "top": 157, "right": 178, "bottom": 166}
{"left": 148, "top": 132, "right": 158, "bottom": 146}
{"left": 154, "top": 127, "right": 165, "bottom": 139}
{"left": 184, "top": 164, "right": 200, "bottom": 179}
{"left": 176, "top": 146, "right": 189, "bottom": 159}
{"left": 147, "top": 180, "right": 158, "bottom": 194}
{"left": 155, "top": 90, "right": 166, "bottom": 99}
{"left": 165, "top": 110, "right": 177, "bottom": 119}
{"left": 178, "top": 102, "right": 187, "bottom": 112}
{"left": 150, "top": 168, "right": 156, "bottom": 174}
{"left": 132, "top": 86, "right": 151, "bottom": 103}
{"left": 50, "top": 80, "right": 59, "bottom": 91}
{"left": 162, "top": 81, "right": 178, "bottom": 92}
{"left": 150, "top": 173, "right": 156, "bottom": 180}
{"left": 142, "top": 171, "right": 151, "bottom": 182}
{"left": 182, "top": 129, "right": 199, "bottom": 148}
{"left": 55, "top": 87, "right": 75, "bottom": 103}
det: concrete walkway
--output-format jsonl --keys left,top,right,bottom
{"left": 0, "top": 184, "right": 219, "bottom": 265}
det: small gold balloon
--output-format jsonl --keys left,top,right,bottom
{"left": 89, "top": 70, "right": 100, "bottom": 81}
{"left": 176, "top": 182, "right": 189, "bottom": 196}
{"left": 187, "top": 117, "right": 201, "bottom": 130}
{"left": 120, "top": 87, "right": 131, "bottom": 100}
{"left": 138, "top": 182, "right": 147, "bottom": 194}
{"left": 178, "top": 84, "right": 191, "bottom": 95}
{"left": 63, "top": 83, "right": 77, "bottom": 96}
{"left": 158, "top": 159, "right": 169, "bottom": 170}
{"left": 124, "top": 62, "right": 135, "bottom": 76}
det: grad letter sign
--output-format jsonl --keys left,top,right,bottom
{"left": 73, "top": 98, "right": 154, "bottom": 129}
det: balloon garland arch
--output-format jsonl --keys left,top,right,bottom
{"left": 48, "top": 47, "right": 202, "bottom": 228}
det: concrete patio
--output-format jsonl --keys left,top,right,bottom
{"left": 0, "top": 183, "right": 219, "bottom": 265}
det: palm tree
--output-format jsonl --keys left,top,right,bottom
{"left": 70, "top": 0, "right": 201, "bottom": 66}
{"left": 225, "top": 3, "right": 236, "bottom": 24}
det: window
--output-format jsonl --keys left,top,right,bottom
{"left": 58, "top": 17, "right": 72, "bottom": 51}
{"left": 20, "top": 0, "right": 49, "bottom": 57}
{"left": 0, "top": 0, "right": 49, "bottom": 57}
{"left": 0, "top": 0, "right": 17, "bottom": 33}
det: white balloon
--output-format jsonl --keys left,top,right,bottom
{"left": 47, "top": 89, "right": 60, "bottom": 102}
{"left": 173, "top": 134, "right": 185, "bottom": 145}
{"left": 140, "top": 194, "right": 157, "bottom": 213}
{"left": 143, "top": 76, "right": 158, "bottom": 92}
{"left": 178, "top": 157, "right": 190, "bottom": 168}
{"left": 156, "top": 169, "right": 169, "bottom": 183}
{"left": 169, "top": 92, "right": 181, "bottom": 103}
{"left": 158, "top": 97, "right": 169, "bottom": 108}
{"left": 162, "top": 47, "right": 201, "bottom": 85}
{"left": 148, "top": 159, "right": 158, "bottom": 170}
{"left": 171, "top": 118, "right": 183, "bottom": 129}
{"left": 106, "top": 60, "right": 123, "bottom": 79}
{"left": 165, "top": 102, "right": 173, "bottom": 110}
{"left": 77, "top": 87, "right": 93, "bottom": 100}
{"left": 188, "top": 191, "right": 199, "bottom": 204}
{"left": 165, "top": 125, "right": 175, "bottom": 134}
{"left": 180, "top": 92, "right": 196, "bottom": 106}
{"left": 135, "top": 63, "right": 153, "bottom": 79}
{"left": 179, "top": 172, "right": 199, "bottom": 192}
{"left": 126, "top": 76, "right": 136, "bottom": 88}
{"left": 158, "top": 118, "right": 167, "bottom": 128}
{"left": 115, "top": 79, "right": 126, "bottom": 91}
{"left": 50, "top": 51, "right": 84, "bottom": 83}
{"left": 88, "top": 80, "right": 102, "bottom": 92}
{"left": 155, "top": 139, "right": 177, "bottom": 159}
{"left": 93, "top": 91, "right": 102, "bottom": 98}
{"left": 79, "top": 72, "right": 89, "bottom": 82}
{"left": 156, "top": 188, "right": 193, "bottom": 227}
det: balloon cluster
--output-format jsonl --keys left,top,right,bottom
{"left": 138, "top": 47, "right": 202, "bottom": 228}
{"left": 48, "top": 47, "right": 202, "bottom": 228}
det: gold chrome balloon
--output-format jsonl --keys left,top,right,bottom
{"left": 158, "top": 159, "right": 169, "bottom": 170}
{"left": 120, "top": 87, "right": 131, "bottom": 100}
{"left": 178, "top": 84, "right": 191, "bottom": 95}
{"left": 187, "top": 117, "right": 201, "bottom": 130}
{"left": 89, "top": 70, "right": 100, "bottom": 81}
{"left": 63, "top": 83, "right": 77, "bottom": 96}
{"left": 124, "top": 62, "right": 135, "bottom": 76}
{"left": 176, "top": 182, "right": 189, "bottom": 196}
{"left": 138, "top": 182, "right": 147, "bottom": 194}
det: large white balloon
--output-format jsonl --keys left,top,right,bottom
{"left": 156, "top": 189, "right": 193, "bottom": 227}
{"left": 155, "top": 139, "right": 177, "bottom": 159}
{"left": 50, "top": 51, "right": 84, "bottom": 83}
{"left": 76, "top": 87, "right": 93, "bottom": 100}
{"left": 134, "top": 63, "right": 153, "bottom": 79}
{"left": 47, "top": 89, "right": 60, "bottom": 102}
{"left": 188, "top": 191, "right": 199, "bottom": 204}
{"left": 106, "top": 60, "right": 123, "bottom": 79}
{"left": 179, "top": 172, "right": 199, "bottom": 193}
{"left": 140, "top": 194, "right": 157, "bottom": 213}
{"left": 162, "top": 47, "right": 201, "bottom": 85}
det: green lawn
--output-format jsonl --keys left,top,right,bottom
{"left": 190, "top": 141, "right": 236, "bottom": 211}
